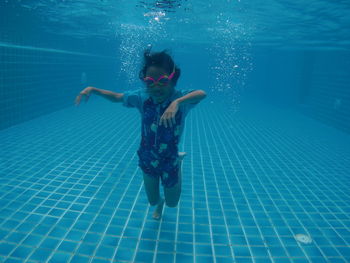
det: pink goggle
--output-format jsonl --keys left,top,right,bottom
{"left": 143, "top": 66, "right": 175, "bottom": 87}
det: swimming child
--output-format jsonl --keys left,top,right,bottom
{"left": 75, "top": 49, "right": 206, "bottom": 220}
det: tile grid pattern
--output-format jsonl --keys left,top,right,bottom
{"left": 0, "top": 43, "right": 115, "bottom": 130}
{"left": 0, "top": 100, "right": 349, "bottom": 262}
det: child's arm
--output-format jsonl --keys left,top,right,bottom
{"left": 175, "top": 90, "right": 206, "bottom": 105}
{"left": 75, "top": 86, "right": 124, "bottom": 105}
{"left": 160, "top": 90, "right": 206, "bottom": 128}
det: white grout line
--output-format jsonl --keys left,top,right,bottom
{"left": 201, "top": 106, "right": 239, "bottom": 261}
{"left": 242, "top": 119, "right": 349, "bottom": 261}
{"left": 194, "top": 108, "right": 217, "bottom": 262}
{"left": 0, "top": 107, "right": 137, "bottom": 262}
{"left": 189, "top": 114, "right": 197, "bottom": 263}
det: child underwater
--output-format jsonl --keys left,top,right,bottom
{"left": 75, "top": 49, "right": 206, "bottom": 219}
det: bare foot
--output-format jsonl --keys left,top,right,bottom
{"left": 178, "top": 152, "right": 187, "bottom": 161}
{"left": 153, "top": 198, "right": 164, "bottom": 220}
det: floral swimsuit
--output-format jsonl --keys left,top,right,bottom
{"left": 137, "top": 97, "right": 182, "bottom": 188}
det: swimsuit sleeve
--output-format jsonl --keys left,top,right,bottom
{"left": 122, "top": 89, "right": 143, "bottom": 111}
{"left": 179, "top": 89, "right": 199, "bottom": 116}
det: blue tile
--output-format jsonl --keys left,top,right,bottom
{"left": 66, "top": 230, "right": 85, "bottom": 242}
{"left": 216, "top": 256, "right": 236, "bottom": 263}
{"left": 337, "top": 246, "right": 350, "bottom": 258}
{"left": 56, "top": 202, "right": 71, "bottom": 209}
{"left": 57, "top": 240, "right": 79, "bottom": 253}
{"left": 32, "top": 224, "right": 52, "bottom": 236}
{"left": 40, "top": 237, "right": 60, "bottom": 250}
{"left": 323, "top": 259, "right": 346, "bottom": 263}
{"left": 35, "top": 206, "right": 50, "bottom": 214}
{"left": 159, "top": 230, "right": 176, "bottom": 241}
{"left": 177, "top": 242, "right": 193, "bottom": 254}
{"left": 5, "top": 232, "right": 27, "bottom": 243}
{"left": 178, "top": 223, "right": 193, "bottom": 232}
{"left": 101, "top": 235, "right": 119, "bottom": 247}
{"left": 273, "top": 257, "right": 292, "bottom": 263}
{"left": 49, "top": 208, "right": 65, "bottom": 217}
{"left": 255, "top": 258, "right": 273, "bottom": 263}
{"left": 0, "top": 230, "right": 8, "bottom": 240}
{"left": 57, "top": 218, "right": 75, "bottom": 228}
{"left": 2, "top": 220, "right": 20, "bottom": 229}
{"left": 155, "top": 252, "right": 174, "bottom": 262}
{"left": 250, "top": 246, "right": 270, "bottom": 257}
{"left": 95, "top": 245, "right": 115, "bottom": 259}
{"left": 41, "top": 216, "right": 59, "bottom": 226}
{"left": 268, "top": 246, "right": 288, "bottom": 257}
{"left": 83, "top": 233, "right": 102, "bottom": 244}
{"left": 29, "top": 248, "right": 53, "bottom": 261}
{"left": 229, "top": 227, "right": 245, "bottom": 236}
{"left": 73, "top": 220, "right": 91, "bottom": 232}
{"left": 71, "top": 204, "right": 85, "bottom": 211}
{"left": 230, "top": 235, "right": 247, "bottom": 246}
{"left": 26, "top": 214, "right": 43, "bottom": 223}
{"left": 42, "top": 200, "right": 57, "bottom": 207}
{"left": 195, "top": 233, "right": 211, "bottom": 243}
{"left": 233, "top": 246, "right": 251, "bottom": 258}
{"left": 89, "top": 223, "right": 107, "bottom": 233}
{"left": 141, "top": 229, "right": 158, "bottom": 239}
{"left": 177, "top": 232, "right": 193, "bottom": 243}
{"left": 22, "top": 234, "right": 43, "bottom": 247}
{"left": 77, "top": 243, "right": 96, "bottom": 256}
{"left": 70, "top": 254, "right": 90, "bottom": 263}
{"left": 48, "top": 227, "right": 67, "bottom": 239}
{"left": 319, "top": 246, "right": 340, "bottom": 257}
{"left": 114, "top": 247, "right": 134, "bottom": 261}
{"left": 119, "top": 237, "right": 138, "bottom": 249}
{"left": 158, "top": 241, "right": 175, "bottom": 252}
{"left": 292, "top": 259, "right": 311, "bottom": 263}
{"left": 3, "top": 257, "right": 25, "bottom": 263}
{"left": 303, "top": 245, "right": 324, "bottom": 257}
{"left": 64, "top": 211, "right": 80, "bottom": 221}
{"left": 48, "top": 252, "right": 71, "bottom": 263}
{"left": 10, "top": 245, "right": 32, "bottom": 259}
{"left": 307, "top": 257, "right": 328, "bottom": 263}
{"left": 11, "top": 211, "right": 29, "bottom": 221}
{"left": 138, "top": 239, "right": 157, "bottom": 251}
{"left": 196, "top": 243, "right": 213, "bottom": 256}
{"left": 91, "top": 258, "right": 110, "bottom": 263}
{"left": 280, "top": 236, "right": 298, "bottom": 246}
{"left": 285, "top": 246, "right": 306, "bottom": 257}
{"left": 214, "top": 244, "right": 232, "bottom": 256}
{"left": 123, "top": 227, "right": 141, "bottom": 238}
{"left": 264, "top": 236, "right": 281, "bottom": 246}
{"left": 174, "top": 253, "right": 193, "bottom": 262}
{"left": 247, "top": 236, "right": 265, "bottom": 246}
{"left": 195, "top": 255, "right": 216, "bottom": 263}
{"left": 135, "top": 250, "right": 155, "bottom": 263}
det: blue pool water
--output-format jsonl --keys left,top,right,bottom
{"left": 1, "top": 1, "right": 350, "bottom": 263}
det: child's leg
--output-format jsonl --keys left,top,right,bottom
{"left": 142, "top": 173, "right": 161, "bottom": 206}
{"left": 164, "top": 170, "right": 182, "bottom": 207}
{"left": 143, "top": 173, "right": 164, "bottom": 220}
{"left": 163, "top": 154, "right": 185, "bottom": 207}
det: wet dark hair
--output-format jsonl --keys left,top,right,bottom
{"left": 139, "top": 48, "right": 181, "bottom": 86}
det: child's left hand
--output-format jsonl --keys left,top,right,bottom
{"left": 160, "top": 100, "right": 179, "bottom": 128}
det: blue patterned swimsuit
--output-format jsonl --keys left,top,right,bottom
{"left": 137, "top": 97, "right": 182, "bottom": 188}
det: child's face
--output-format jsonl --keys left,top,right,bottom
{"left": 145, "top": 66, "right": 175, "bottom": 103}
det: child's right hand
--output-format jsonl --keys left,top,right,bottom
{"left": 75, "top": 86, "right": 94, "bottom": 106}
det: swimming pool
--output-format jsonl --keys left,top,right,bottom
{"left": 1, "top": 1, "right": 350, "bottom": 262}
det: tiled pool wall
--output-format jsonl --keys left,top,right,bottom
{"left": 0, "top": 43, "right": 116, "bottom": 130}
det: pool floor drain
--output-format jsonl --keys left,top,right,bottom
{"left": 295, "top": 234, "right": 312, "bottom": 244}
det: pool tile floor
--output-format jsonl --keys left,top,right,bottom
{"left": 0, "top": 100, "right": 349, "bottom": 262}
